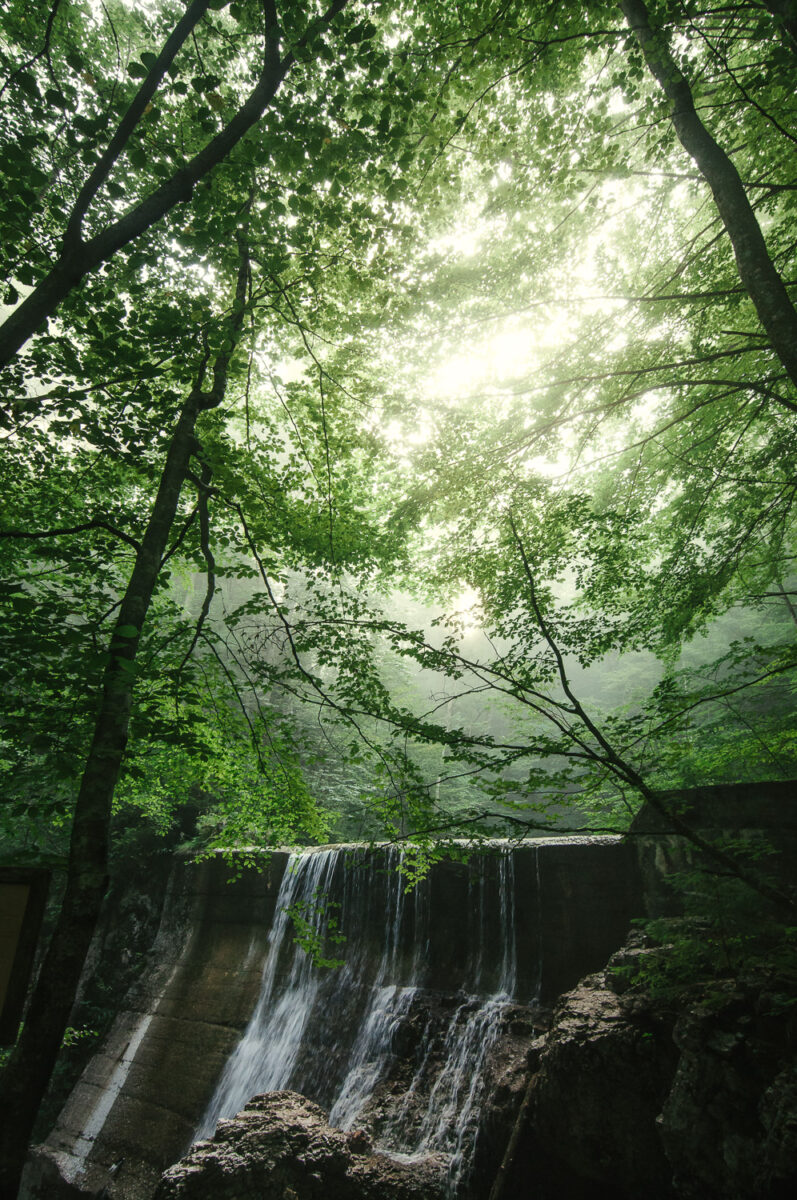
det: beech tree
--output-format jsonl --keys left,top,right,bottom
{"left": 0, "top": 231, "right": 255, "bottom": 1193}
{"left": 222, "top": 0, "right": 797, "bottom": 878}
{"left": 0, "top": 0, "right": 554, "bottom": 1185}
{"left": 0, "top": 0, "right": 347, "bottom": 369}
{"left": 618, "top": 0, "right": 797, "bottom": 397}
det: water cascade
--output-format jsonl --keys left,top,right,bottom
{"left": 197, "top": 845, "right": 527, "bottom": 1195}
{"left": 36, "top": 834, "right": 639, "bottom": 1200}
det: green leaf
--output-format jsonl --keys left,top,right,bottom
{"left": 16, "top": 72, "right": 41, "bottom": 100}
{"left": 45, "top": 87, "right": 68, "bottom": 108}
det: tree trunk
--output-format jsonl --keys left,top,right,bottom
{"left": 619, "top": 0, "right": 797, "bottom": 406}
{"left": 0, "top": 392, "right": 201, "bottom": 1198}
{"left": 489, "top": 1072, "right": 537, "bottom": 1200}
{"left": 0, "top": 206, "right": 251, "bottom": 1195}
{"left": 0, "top": 257, "right": 85, "bottom": 371}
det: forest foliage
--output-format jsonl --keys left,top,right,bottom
{"left": 0, "top": 0, "right": 796, "bottom": 1181}
{"left": 1, "top": 0, "right": 795, "bottom": 858}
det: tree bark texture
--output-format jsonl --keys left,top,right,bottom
{"left": 489, "top": 1073, "right": 537, "bottom": 1200}
{"left": 620, "top": 0, "right": 797, "bottom": 405}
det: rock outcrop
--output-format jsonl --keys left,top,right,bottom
{"left": 528, "top": 969, "right": 676, "bottom": 1198}
{"left": 506, "top": 941, "right": 797, "bottom": 1200}
{"left": 152, "top": 959, "right": 797, "bottom": 1200}
{"left": 659, "top": 979, "right": 797, "bottom": 1200}
{"left": 153, "top": 1091, "right": 447, "bottom": 1200}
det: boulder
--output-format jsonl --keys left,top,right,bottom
{"left": 529, "top": 968, "right": 677, "bottom": 1199}
{"left": 660, "top": 981, "right": 797, "bottom": 1199}
{"left": 153, "top": 1091, "right": 447, "bottom": 1200}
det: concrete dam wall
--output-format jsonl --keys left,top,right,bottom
{"left": 30, "top": 837, "right": 642, "bottom": 1199}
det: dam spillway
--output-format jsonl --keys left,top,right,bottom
{"left": 195, "top": 846, "right": 519, "bottom": 1196}
{"left": 32, "top": 837, "right": 641, "bottom": 1199}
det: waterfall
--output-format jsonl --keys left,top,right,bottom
{"left": 197, "top": 848, "right": 339, "bottom": 1137}
{"left": 372, "top": 853, "right": 519, "bottom": 1195}
{"left": 197, "top": 844, "right": 523, "bottom": 1195}
{"left": 328, "top": 984, "right": 418, "bottom": 1130}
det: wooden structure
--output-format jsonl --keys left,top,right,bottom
{"left": 0, "top": 867, "right": 49, "bottom": 1045}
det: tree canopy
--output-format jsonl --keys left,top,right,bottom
{"left": 1, "top": 0, "right": 796, "bottom": 1189}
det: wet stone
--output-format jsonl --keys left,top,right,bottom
{"left": 154, "top": 1091, "right": 447, "bottom": 1200}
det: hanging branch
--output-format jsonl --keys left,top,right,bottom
{"left": 0, "top": 518, "right": 141, "bottom": 552}
{"left": 506, "top": 510, "right": 797, "bottom": 917}
{"left": 224, "top": 497, "right": 410, "bottom": 801}
{"left": 0, "top": 0, "right": 64, "bottom": 100}
{"left": 176, "top": 463, "right": 216, "bottom": 676}
{"left": 161, "top": 504, "right": 200, "bottom": 567}
{"left": 317, "top": 365, "right": 336, "bottom": 564}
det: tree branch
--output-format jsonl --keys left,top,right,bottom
{"left": 0, "top": 0, "right": 349, "bottom": 371}
{"left": 177, "top": 463, "right": 216, "bottom": 675}
{"left": 0, "top": 518, "right": 141, "bottom": 552}
{"left": 62, "top": 0, "right": 216, "bottom": 254}
{"left": 506, "top": 509, "right": 797, "bottom": 916}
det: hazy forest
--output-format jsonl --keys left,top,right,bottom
{"left": 1, "top": 0, "right": 796, "bottom": 1191}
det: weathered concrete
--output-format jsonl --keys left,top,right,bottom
{"left": 631, "top": 780, "right": 797, "bottom": 917}
{"left": 25, "top": 854, "right": 289, "bottom": 1199}
{"left": 23, "top": 837, "right": 642, "bottom": 1198}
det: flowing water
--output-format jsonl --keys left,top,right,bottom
{"left": 197, "top": 844, "right": 532, "bottom": 1195}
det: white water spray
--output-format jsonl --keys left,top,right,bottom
{"left": 197, "top": 846, "right": 523, "bottom": 1196}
